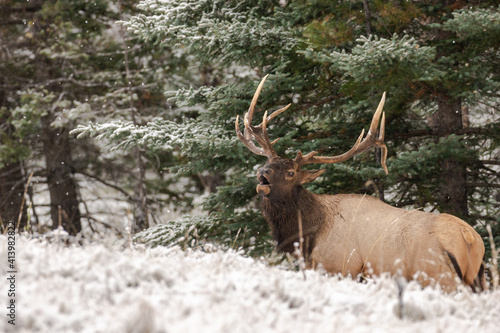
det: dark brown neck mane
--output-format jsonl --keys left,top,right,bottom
{"left": 260, "top": 186, "right": 324, "bottom": 258}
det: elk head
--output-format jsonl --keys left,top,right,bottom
{"left": 235, "top": 75, "right": 388, "bottom": 199}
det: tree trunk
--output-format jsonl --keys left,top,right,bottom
{"left": 0, "top": 162, "right": 27, "bottom": 231}
{"left": 428, "top": 93, "right": 468, "bottom": 218}
{"left": 0, "top": 84, "right": 27, "bottom": 231}
{"left": 41, "top": 117, "right": 82, "bottom": 235}
{"left": 427, "top": 7, "right": 469, "bottom": 218}
{"left": 362, "top": 0, "right": 372, "bottom": 37}
{"left": 122, "top": 42, "right": 149, "bottom": 233}
{"left": 133, "top": 148, "right": 149, "bottom": 233}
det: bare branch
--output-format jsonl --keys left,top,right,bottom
{"left": 77, "top": 171, "right": 132, "bottom": 199}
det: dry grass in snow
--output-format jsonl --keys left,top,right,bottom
{"left": 1, "top": 235, "right": 499, "bottom": 333}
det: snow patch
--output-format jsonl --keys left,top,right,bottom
{"left": 1, "top": 236, "right": 499, "bottom": 333}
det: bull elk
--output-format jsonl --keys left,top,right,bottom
{"left": 236, "top": 75, "right": 486, "bottom": 292}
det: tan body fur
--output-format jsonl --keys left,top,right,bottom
{"left": 310, "top": 194, "right": 485, "bottom": 292}
{"left": 236, "top": 76, "right": 486, "bottom": 292}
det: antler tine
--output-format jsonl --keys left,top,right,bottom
{"left": 244, "top": 74, "right": 270, "bottom": 134}
{"left": 379, "top": 111, "right": 385, "bottom": 142}
{"left": 235, "top": 115, "right": 268, "bottom": 156}
{"left": 235, "top": 75, "right": 291, "bottom": 158}
{"left": 266, "top": 103, "right": 292, "bottom": 123}
{"left": 253, "top": 110, "right": 275, "bottom": 154}
{"left": 378, "top": 112, "right": 388, "bottom": 174}
{"left": 365, "top": 93, "right": 388, "bottom": 174}
{"left": 368, "top": 92, "right": 385, "bottom": 135}
{"left": 297, "top": 92, "right": 389, "bottom": 174}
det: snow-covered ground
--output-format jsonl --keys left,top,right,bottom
{"left": 1, "top": 235, "right": 499, "bottom": 333}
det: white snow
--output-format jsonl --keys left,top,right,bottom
{"left": 1, "top": 235, "right": 499, "bottom": 333}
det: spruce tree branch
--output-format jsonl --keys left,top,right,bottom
{"left": 480, "top": 160, "right": 500, "bottom": 166}
{"left": 393, "top": 200, "right": 418, "bottom": 207}
{"left": 77, "top": 171, "right": 132, "bottom": 199}
{"left": 473, "top": 163, "right": 500, "bottom": 177}
{"left": 0, "top": 19, "right": 27, "bottom": 25}
{"left": 0, "top": 3, "right": 43, "bottom": 13}
{"left": 362, "top": 0, "right": 371, "bottom": 37}
{"left": 392, "top": 127, "right": 497, "bottom": 139}
{"left": 467, "top": 182, "right": 500, "bottom": 189}
{"left": 297, "top": 95, "right": 338, "bottom": 112}
{"left": 469, "top": 214, "right": 498, "bottom": 223}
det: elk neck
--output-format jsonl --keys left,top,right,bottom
{"left": 260, "top": 186, "right": 324, "bottom": 257}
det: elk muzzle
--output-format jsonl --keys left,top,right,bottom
{"left": 256, "top": 184, "right": 271, "bottom": 195}
{"left": 257, "top": 168, "right": 272, "bottom": 196}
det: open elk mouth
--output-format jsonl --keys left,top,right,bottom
{"left": 258, "top": 175, "right": 270, "bottom": 185}
{"left": 256, "top": 176, "right": 271, "bottom": 195}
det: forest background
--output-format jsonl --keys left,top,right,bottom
{"left": 0, "top": 0, "right": 499, "bottom": 271}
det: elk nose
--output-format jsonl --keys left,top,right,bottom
{"left": 258, "top": 167, "right": 273, "bottom": 176}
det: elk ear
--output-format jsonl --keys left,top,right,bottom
{"left": 300, "top": 169, "right": 326, "bottom": 185}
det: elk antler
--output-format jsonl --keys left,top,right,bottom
{"left": 235, "top": 74, "right": 291, "bottom": 158}
{"left": 236, "top": 76, "right": 388, "bottom": 174}
{"left": 294, "top": 93, "right": 388, "bottom": 174}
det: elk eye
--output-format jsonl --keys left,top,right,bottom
{"left": 287, "top": 171, "right": 295, "bottom": 178}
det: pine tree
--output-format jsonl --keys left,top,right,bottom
{"left": 0, "top": 0, "right": 117, "bottom": 233}
{"left": 1, "top": 0, "right": 188, "bottom": 234}
{"left": 77, "top": 1, "right": 499, "bottom": 256}
{"left": 321, "top": 2, "right": 500, "bottom": 249}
